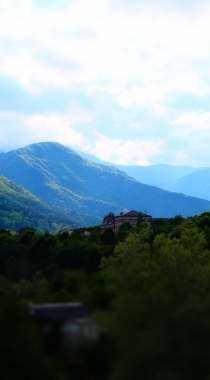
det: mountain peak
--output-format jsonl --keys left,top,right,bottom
{"left": 0, "top": 141, "right": 210, "bottom": 218}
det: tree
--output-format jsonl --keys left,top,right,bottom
{"left": 101, "top": 228, "right": 116, "bottom": 245}
{"left": 103, "top": 212, "right": 115, "bottom": 222}
{"left": 136, "top": 212, "right": 144, "bottom": 229}
{"left": 117, "top": 222, "right": 133, "bottom": 242}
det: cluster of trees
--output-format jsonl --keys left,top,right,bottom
{"left": 2, "top": 212, "right": 210, "bottom": 378}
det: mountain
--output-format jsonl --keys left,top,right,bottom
{"left": 74, "top": 149, "right": 113, "bottom": 166}
{"left": 116, "top": 164, "right": 202, "bottom": 185}
{"left": 0, "top": 175, "right": 101, "bottom": 231}
{"left": 159, "top": 168, "right": 210, "bottom": 201}
{"left": 0, "top": 142, "right": 126, "bottom": 217}
{"left": 0, "top": 142, "right": 210, "bottom": 218}
{"left": 75, "top": 149, "right": 203, "bottom": 185}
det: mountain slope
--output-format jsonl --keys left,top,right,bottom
{"left": 159, "top": 168, "right": 210, "bottom": 201}
{"left": 116, "top": 164, "right": 200, "bottom": 185}
{"left": 0, "top": 142, "right": 210, "bottom": 218}
{"left": 76, "top": 149, "right": 203, "bottom": 185}
{"left": 0, "top": 175, "right": 100, "bottom": 231}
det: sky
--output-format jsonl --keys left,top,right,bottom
{"left": 0, "top": 0, "right": 210, "bottom": 166}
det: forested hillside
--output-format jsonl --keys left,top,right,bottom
{"left": 1, "top": 213, "right": 210, "bottom": 378}
{"left": 1, "top": 142, "right": 210, "bottom": 218}
{"left": 0, "top": 175, "right": 101, "bottom": 231}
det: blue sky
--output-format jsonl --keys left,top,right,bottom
{"left": 0, "top": 0, "right": 210, "bottom": 166}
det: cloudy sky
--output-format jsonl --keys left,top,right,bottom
{"left": 0, "top": 0, "right": 210, "bottom": 166}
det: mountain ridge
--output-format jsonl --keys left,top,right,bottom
{"left": 0, "top": 142, "right": 210, "bottom": 218}
{"left": 75, "top": 148, "right": 205, "bottom": 185}
{"left": 159, "top": 168, "right": 210, "bottom": 201}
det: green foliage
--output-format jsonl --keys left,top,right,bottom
{"left": 117, "top": 222, "right": 134, "bottom": 242}
{"left": 101, "top": 228, "right": 116, "bottom": 245}
{"left": 198, "top": 215, "right": 210, "bottom": 229}
{"left": 103, "top": 212, "right": 115, "bottom": 222}
{"left": 0, "top": 174, "right": 101, "bottom": 232}
{"left": 101, "top": 220, "right": 210, "bottom": 379}
{"left": 2, "top": 213, "right": 210, "bottom": 378}
{"left": 0, "top": 174, "right": 81, "bottom": 232}
{"left": 136, "top": 211, "right": 144, "bottom": 229}
{"left": 30, "top": 232, "right": 58, "bottom": 267}
{"left": 88, "top": 228, "right": 101, "bottom": 244}
{"left": 0, "top": 296, "right": 59, "bottom": 379}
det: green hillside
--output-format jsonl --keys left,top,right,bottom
{"left": 0, "top": 175, "right": 101, "bottom": 232}
{"left": 0, "top": 142, "right": 210, "bottom": 218}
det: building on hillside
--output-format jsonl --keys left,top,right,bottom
{"left": 59, "top": 229, "right": 91, "bottom": 237}
{"left": 101, "top": 210, "right": 152, "bottom": 233}
{"left": 5, "top": 229, "right": 17, "bottom": 235}
{"left": 59, "top": 229, "right": 74, "bottom": 236}
{"left": 19, "top": 227, "right": 36, "bottom": 235}
{"left": 100, "top": 215, "right": 115, "bottom": 233}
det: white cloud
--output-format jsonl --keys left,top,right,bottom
{"left": 0, "top": 111, "right": 90, "bottom": 149}
{"left": 171, "top": 112, "right": 210, "bottom": 131}
{"left": 0, "top": 111, "right": 164, "bottom": 166}
{"left": 129, "top": 122, "right": 142, "bottom": 129}
{"left": 1, "top": 0, "right": 210, "bottom": 165}
{"left": 90, "top": 133, "right": 164, "bottom": 165}
{"left": 1, "top": 0, "right": 210, "bottom": 101}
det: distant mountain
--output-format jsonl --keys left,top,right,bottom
{"left": 0, "top": 175, "right": 101, "bottom": 231}
{"left": 159, "top": 168, "right": 210, "bottom": 201}
{"left": 116, "top": 164, "right": 203, "bottom": 185}
{"left": 76, "top": 149, "right": 203, "bottom": 185}
{"left": 1, "top": 142, "right": 210, "bottom": 218}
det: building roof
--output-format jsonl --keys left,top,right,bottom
{"left": 118, "top": 210, "right": 152, "bottom": 217}
{"left": 19, "top": 227, "right": 36, "bottom": 234}
{"left": 58, "top": 229, "right": 73, "bottom": 234}
{"left": 28, "top": 303, "right": 92, "bottom": 322}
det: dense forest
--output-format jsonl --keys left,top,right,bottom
{"left": 2, "top": 212, "right": 210, "bottom": 379}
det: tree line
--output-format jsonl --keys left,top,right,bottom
{"left": 2, "top": 212, "right": 210, "bottom": 378}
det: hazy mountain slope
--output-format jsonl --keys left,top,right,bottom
{"left": 74, "top": 149, "right": 114, "bottom": 166}
{"left": 0, "top": 175, "right": 101, "bottom": 231}
{"left": 76, "top": 149, "right": 202, "bottom": 185}
{"left": 1, "top": 142, "right": 210, "bottom": 218}
{"left": 118, "top": 164, "right": 203, "bottom": 185}
{"left": 159, "top": 168, "right": 210, "bottom": 201}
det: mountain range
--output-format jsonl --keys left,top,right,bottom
{"left": 78, "top": 149, "right": 210, "bottom": 200}
{"left": 0, "top": 142, "right": 210, "bottom": 231}
{"left": 77, "top": 149, "right": 204, "bottom": 183}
